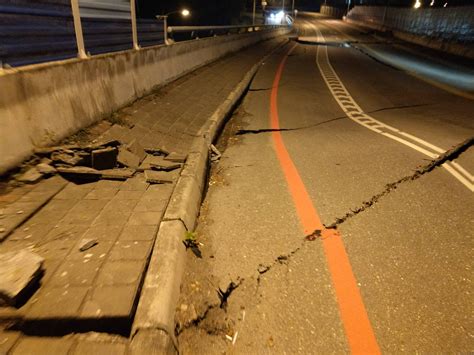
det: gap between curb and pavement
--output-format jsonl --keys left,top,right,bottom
{"left": 129, "top": 38, "right": 291, "bottom": 355}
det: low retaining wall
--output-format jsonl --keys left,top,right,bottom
{"left": 346, "top": 6, "right": 474, "bottom": 58}
{"left": 320, "top": 5, "right": 346, "bottom": 19}
{"left": 0, "top": 27, "right": 289, "bottom": 175}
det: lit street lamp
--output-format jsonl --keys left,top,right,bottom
{"left": 156, "top": 9, "right": 190, "bottom": 45}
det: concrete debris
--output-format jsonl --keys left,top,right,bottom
{"left": 164, "top": 152, "right": 187, "bottom": 163}
{"left": 20, "top": 124, "right": 167, "bottom": 184}
{"left": 56, "top": 166, "right": 102, "bottom": 178}
{"left": 145, "top": 170, "right": 175, "bottom": 184}
{"left": 210, "top": 144, "right": 222, "bottom": 162}
{"left": 51, "top": 151, "right": 83, "bottom": 166}
{"left": 101, "top": 168, "right": 135, "bottom": 180}
{"left": 145, "top": 147, "right": 169, "bottom": 156}
{"left": 92, "top": 147, "right": 118, "bottom": 170}
{"left": 150, "top": 158, "right": 182, "bottom": 172}
{"left": 79, "top": 239, "right": 99, "bottom": 252}
{"left": 17, "top": 167, "right": 43, "bottom": 183}
{"left": 0, "top": 250, "right": 44, "bottom": 306}
{"left": 118, "top": 148, "right": 140, "bottom": 169}
{"left": 36, "top": 163, "right": 57, "bottom": 175}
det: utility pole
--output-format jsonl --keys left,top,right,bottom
{"left": 292, "top": 0, "right": 295, "bottom": 15}
{"left": 282, "top": 0, "right": 285, "bottom": 12}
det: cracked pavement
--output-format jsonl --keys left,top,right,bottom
{"left": 176, "top": 14, "right": 473, "bottom": 354}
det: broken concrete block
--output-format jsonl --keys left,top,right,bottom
{"left": 17, "top": 167, "right": 43, "bottom": 183}
{"left": 0, "top": 250, "right": 44, "bottom": 306}
{"left": 164, "top": 152, "right": 187, "bottom": 163}
{"left": 36, "top": 163, "right": 57, "bottom": 175}
{"left": 57, "top": 166, "right": 102, "bottom": 178}
{"left": 100, "top": 125, "right": 133, "bottom": 145}
{"left": 145, "top": 170, "right": 176, "bottom": 184}
{"left": 101, "top": 168, "right": 135, "bottom": 180}
{"left": 51, "top": 151, "right": 82, "bottom": 166}
{"left": 92, "top": 147, "right": 118, "bottom": 170}
{"left": 126, "top": 139, "right": 146, "bottom": 163}
{"left": 79, "top": 239, "right": 98, "bottom": 252}
{"left": 118, "top": 148, "right": 140, "bottom": 169}
{"left": 144, "top": 147, "right": 169, "bottom": 156}
{"left": 139, "top": 155, "right": 181, "bottom": 172}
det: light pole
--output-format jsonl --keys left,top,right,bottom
{"left": 156, "top": 9, "right": 190, "bottom": 45}
{"left": 252, "top": 0, "right": 256, "bottom": 25}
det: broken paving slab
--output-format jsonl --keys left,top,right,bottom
{"left": 36, "top": 163, "right": 57, "bottom": 175}
{"left": 139, "top": 156, "right": 181, "bottom": 172}
{"left": 126, "top": 139, "right": 146, "bottom": 163}
{"left": 92, "top": 147, "right": 118, "bottom": 170}
{"left": 16, "top": 167, "right": 43, "bottom": 183}
{"left": 144, "top": 170, "right": 178, "bottom": 184}
{"left": 101, "top": 168, "right": 135, "bottom": 180}
{"left": 57, "top": 166, "right": 102, "bottom": 179}
{"left": 164, "top": 152, "right": 187, "bottom": 163}
{"left": 99, "top": 124, "right": 134, "bottom": 146}
{"left": 0, "top": 250, "right": 44, "bottom": 306}
{"left": 51, "top": 151, "right": 83, "bottom": 166}
{"left": 118, "top": 148, "right": 140, "bottom": 169}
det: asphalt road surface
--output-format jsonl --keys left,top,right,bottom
{"left": 177, "top": 13, "right": 473, "bottom": 354}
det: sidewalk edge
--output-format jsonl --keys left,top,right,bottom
{"left": 130, "top": 37, "right": 290, "bottom": 355}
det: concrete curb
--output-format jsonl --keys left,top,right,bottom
{"left": 130, "top": 37, "right": 290, "bottom": 354}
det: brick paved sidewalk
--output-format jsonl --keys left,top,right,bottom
{"left": 0, "top": 37, "right": 285, "bottom": 353}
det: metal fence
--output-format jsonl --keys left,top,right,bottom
{"left": 0, "top": 1, "right": 286, "bottom": 68}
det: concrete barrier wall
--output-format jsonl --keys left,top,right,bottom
{"left": 0, "top": 27, "right": 289, "bottom": 175}
{"left": 320, "top": 5, "right": 346, "bottom": 19}
{"left": 346, "top": 6, "right": 474, "bottom": 59}
{"left": 347, "top": 5, "right": 474, "bottom": 42}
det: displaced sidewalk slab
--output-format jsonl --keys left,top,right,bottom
{"left": 0, "top": 250, "right": 44, "bottom": 306}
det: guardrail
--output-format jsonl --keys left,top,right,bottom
{"left": 0, "top": 1, "right": 288, "bottom": 68}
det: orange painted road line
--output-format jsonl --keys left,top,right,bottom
{"left": 270, "top": 44, "right": 381, "bottom": 354}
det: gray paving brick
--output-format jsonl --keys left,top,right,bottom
{"left": 8, "top": 222, "right": 54, "bottom": 242}
{"left": 82, "top": 225, "right": 123, "bottom": 241}
{"left": 119, "top": 225, "right": 157, "bottom": 241}
{"left": 61, "top": 209, "right": 100, "bottom": 225}
{"left": 32, "top": 239, "right": 75, "bottom": 260}
{"left": 27, "top": 286, "right": 89, "bottom": 318}
{"left": 92, "top": 211, "right": 131, "bottom": 227}
{"left": 127, "top": 211, "right": 162, "bottom": 226}
{"left": 96, "top": 260, "right": 144, "bottom": 285}
{"left": 81, "top": 285, "right": 137, "bottom": 318}
{"left": 11, "top": 337, "right": 74, "bottom": 355}
{"left": 109, "top": 240, "right": 153, "bottom": 261}
{"left": 54, "top": 184, "right": 94, "bottom": 200}
{"left": 113, "top": 190, "right": 145, "bottom": 200}
{"left": 95, "top": 180, "right": 124, "bottom": 189}
{"left": 133, "top": 198, "right": 168, "bottom": 213}
{"left": 50, "top": 259, "right": 102, "bottom": 286}
{"left": 119, "top": 175, "right": 149, "bottom": 191}
{"left": 101, "top": 199, "right": 139, "bottom": 213}
{"left": 67, "top": 240, "right": 114, "bottom": 261}
{"left": 84, "top": 188, "right": 118, "bottom": 200}
{"left": 72, "top": 340, "right": 128, "bottom": 354}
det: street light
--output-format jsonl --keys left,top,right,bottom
{"left": 156, "top": 9, "right": 190, "bottom": 45}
